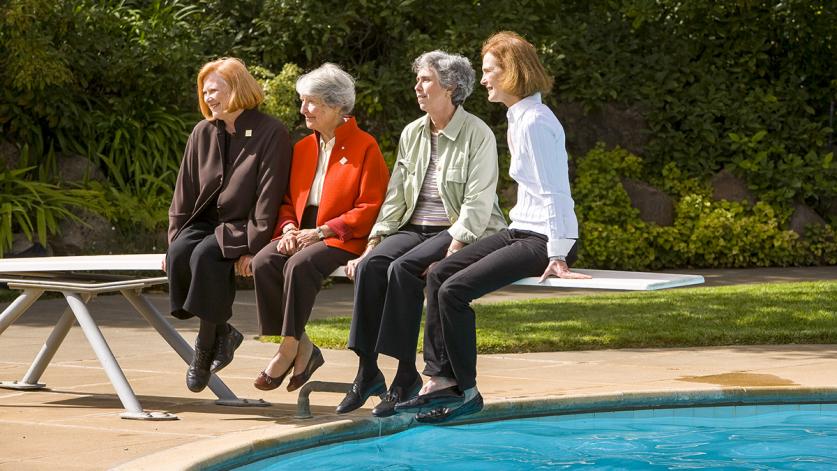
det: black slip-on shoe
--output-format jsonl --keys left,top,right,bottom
{"left": 415, "top": 393, "right": 484, "bottom": 424}
{"left": 336, "top": 371, "right": 386, "bottom": 414}
{"left": 210, "top": 324, "right": 244, "bottom": 374}
{"left": 394, "top": 385, "right": 464, "bottom": 414}
{"left": 373, "top": 375, "right": 422, "bottom": 418}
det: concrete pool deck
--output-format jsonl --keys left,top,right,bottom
{"left": 0, "top": 267, "right": 836, "bottom": 470}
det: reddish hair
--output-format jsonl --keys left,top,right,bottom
{"left": 196, "top": 57, "right": 264, "bottom": 120}
{"left": 481, "top": 31, "right": 554, "bottom": 99}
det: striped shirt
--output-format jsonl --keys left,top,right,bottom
{"left": 409, "top": 133, "right": 449, "bottom": 226}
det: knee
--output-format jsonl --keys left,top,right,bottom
{"left": 283, "top": 252, "right": 315, "bottom": 280}
{"left": 425, "top": 260, "right": 453, "bottom": 291}
{"left": 437, "top": 279, "right": 466, "bottom": 309}
{"left": 167, "top": 237, "right": 192, "bottom": 267}
{"left": 386, "top": 257, "right": 409, "bottom": 279}
{"left": 251, "top": 245, "right": 276, "bottom": 277}
{"left": 356, "top": 253, "right": 388, "bottom": 282}
{"left": 189, "top": 240, "right": 221, "bottom": 269}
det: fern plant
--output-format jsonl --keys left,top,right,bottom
{"left": 0, "top": 165, "right": 104, "bottom": 257}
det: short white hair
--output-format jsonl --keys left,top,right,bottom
{"left": 296, "top": 63, "right": 356, "bottom": 114}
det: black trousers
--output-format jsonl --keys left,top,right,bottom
{"left": 423, "top": 229, "right": 578, "bottom": 390}
{"left": 347, "top": 225, "right": 450, "bottom": 363}
{"left": 252, "top": 206, "right": 354, "bottom": 339}
{"left": 166, "top": 222, "right": 236, "bottom": 324}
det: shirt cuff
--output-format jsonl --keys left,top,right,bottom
{"left": 370, "top": 222, "right": 398, "bottom": 239}
{"left": 324, "top": 218, "right": 353, "bottom": 241}
{"left": 547, "top": 238, "right": 576, "bottom": 258}
{"left": 447, "top": 223, "right": 478, "bottom": 245}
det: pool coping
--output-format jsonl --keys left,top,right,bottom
{"left": 111, "top": 386, "right": 837, "bottom": 471}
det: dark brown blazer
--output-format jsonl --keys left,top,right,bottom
{"left": 168, "top": 108, "right": 292, "bottom": 258}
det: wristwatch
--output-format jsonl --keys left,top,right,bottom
{"left": 316, "top": 226, "right": 325, "bottom": 240}
{"left": 550, "top": 255, "right": 567, "bottom": 263}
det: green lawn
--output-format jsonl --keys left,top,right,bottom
{"left": 261, "top": 281, "right": 837, "bottom": 353}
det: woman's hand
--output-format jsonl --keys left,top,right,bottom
{"left": 295, "top": 228, "right": 321, "bottom": 248}
{"left": 538, "top": 259, "right": 591, "bottom": 283}
{"left": 347, "top": 237, "right": 380, "bottom": 280}
{"left": 277, "top": 232, "right": 299, "bottom": 255}
{"left": 235, "top": 254, "right": 254, "bottom": 277}
{"left": 345, "top": 248, "right": 370, "bottom": 280}
{"left": 445, "top": 239, "right": 465, "bottom": 257}
{"left": 161, "top": 258, "right": 166, "bottom": 273}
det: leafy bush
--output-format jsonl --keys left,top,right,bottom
{"left": 573, "top": 145, "right": 832, "bottom": 269}
{"left": 253, "top": 63, "right": 304, "bottom": 134}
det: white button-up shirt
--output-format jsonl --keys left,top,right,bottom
{"left": 306, "top": 135, "right": 336, "bottom": 206}
{"left": 506, "top": 93, "right": 578, "bottom": 257}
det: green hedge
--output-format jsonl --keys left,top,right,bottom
{"left": 575, "top": 145, "right": 837, "bottom": 269}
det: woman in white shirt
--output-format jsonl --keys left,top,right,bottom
{"left": 395, "top": 31, "right": 590, "bottom": 423}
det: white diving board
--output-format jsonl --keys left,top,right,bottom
{"left": 0, "top": 254, "right": 705, "bottom": 291}
{"left": 327, "top": 266, "right": 704, "bottom": 291}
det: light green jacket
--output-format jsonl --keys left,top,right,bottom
{"left": 370, "top": 106, "right": 507, "bottom": 244}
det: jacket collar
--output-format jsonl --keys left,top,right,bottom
{"left": 422, "top": 105, "right": 467, "bottom": 141}
{"left": 313, "top": 116, "right": 358, "bottom": 144}
{"left": 213, "top": 108, "right": 262, "bottom": 136}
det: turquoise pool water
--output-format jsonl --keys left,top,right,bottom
{"left": 235, "top": 404, "right": 837, "bottom": 470}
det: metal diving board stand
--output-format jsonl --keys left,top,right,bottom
{"left": 0, "top": 254, "right": 268, "bottom": 420}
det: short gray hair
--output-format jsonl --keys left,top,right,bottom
{"left": 412, "top": 51, "right": 475, "bottom": 107}
{"left": 296, "top": 63, "right": 356, "bottom": 114}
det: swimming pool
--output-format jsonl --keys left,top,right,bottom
{"left": 234, "top": 403, "right": 837, "bottom": 470}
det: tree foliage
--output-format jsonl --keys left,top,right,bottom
{"left": 0, "top": 0, "right": 834, "bottom": 264}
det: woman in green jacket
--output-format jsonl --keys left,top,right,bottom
{"left": 336, "top": 50, "right": 506, "bottom": 417}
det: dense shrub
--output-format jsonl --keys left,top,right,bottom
{"left": 574, "top": 145, "right": 836, "bottom": 269}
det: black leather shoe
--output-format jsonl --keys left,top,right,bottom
{"left": 186, "top": 346, "right": 214, "bottom": 393}
{"left": 286, "top": 345, "right": 325, "bottom": 392}
{"left": 415, "top": 393, "right": 484, "bottom": 424}
{"left": 372, "top": 375, "right": 422, "bottom": 418}
{"left": 394, "top": 385, "right": 464, "bottom": 414}
{"left": 210, "top": 324, "right": 244, "bottom": 374}
{"left": 336, "top": 371, "right": 386, "bottom": 414}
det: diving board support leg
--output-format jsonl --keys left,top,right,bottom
{"left": 0, "top": 289, "right": 49, "bottom": 390}
{"left": 64, "top": 292, "right": 176, "bottom": 421}
{"left": 121, "top": 289, "right": 269, "bottom": 408}
{"left": 0, "top": 289, "right": 44, "bottom": 335}
{"left": 9, "top": 299, "right": 86, "bottom": 390}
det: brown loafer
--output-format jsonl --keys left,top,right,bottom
{"left": 286, "top": 345, "right": 324, "bottom": 392}
{"left": 253, "top": 363, "right": 293, "bottom": 391}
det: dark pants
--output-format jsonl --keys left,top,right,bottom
{"left": 252, "top": 240, "right": 354, "bottom": 338}
{"left": 252, "top": 206, "right": 352, "bottom": 338}
{"left": 166, "top": 222, "right": 236, "bottom": 324}
{"left": 347, "top": 225, "right": 450, "bottom": 363}
{"left": 423, "top": 229, "right": 578, "bottom": 390}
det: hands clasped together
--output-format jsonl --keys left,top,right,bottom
{"left": 276, "top": 227, "right": 320, "bottom": 256}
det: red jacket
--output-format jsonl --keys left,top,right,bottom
{"left": 272, "top": 117, "right": 389, "bottom": 255}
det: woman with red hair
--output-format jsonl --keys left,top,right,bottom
{"left": 397, "top": 32, "right": 590, "bottom": 423}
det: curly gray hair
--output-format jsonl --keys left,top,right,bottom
{"left": 412, "top": 51, "right": 475, "bottom": 107}
{"left": 296, "top": 63, "right": 355, "bottom": 114}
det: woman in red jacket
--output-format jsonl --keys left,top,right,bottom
{"left": 251, "top": 63, "right": 389, "bottom": 392}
